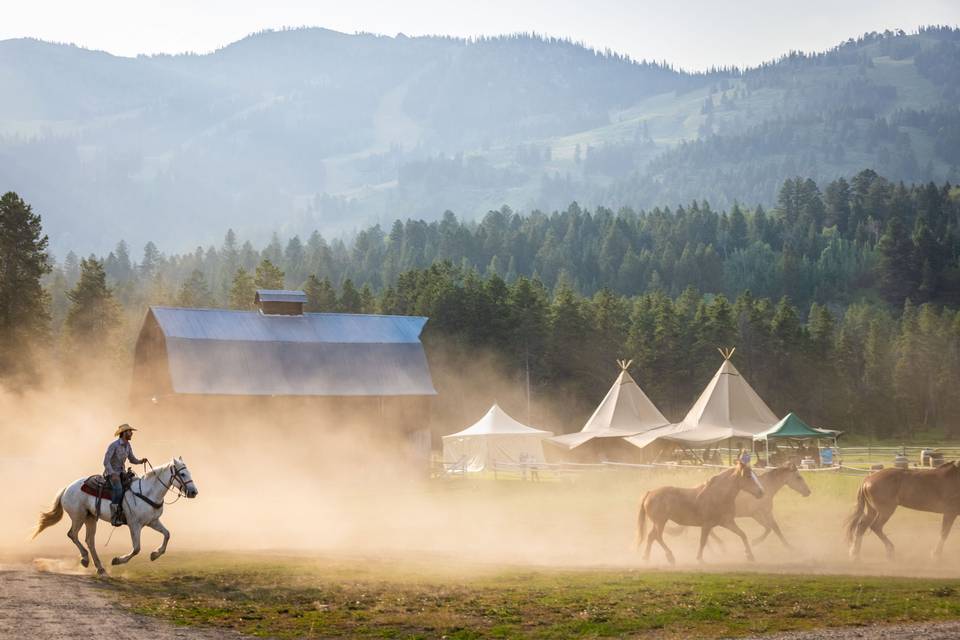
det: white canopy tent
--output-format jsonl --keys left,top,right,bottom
{"left": 549, "top": 360, "right": 668, "bottom": 452}
{"left": 442, "top": 404, "right": 553, "bottom": 472}
{"left": 625, "top": 349, "right": 778, "bottom": 451}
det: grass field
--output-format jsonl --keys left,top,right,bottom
{"left": 109, "top": 553, "right": 960, "bottom": 639}
{"left": 84, "top": 466, "right": 960, "bottom": 639}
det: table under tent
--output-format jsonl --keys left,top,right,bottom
{"left": 545, "top": 360, "right": 669, "bottom": 463}
{"left": 442, "top": 403, "right": 553, "bottom": 474}
{"left": 625, "top": 348, "right": 779, "bottom": 464}
{"left": 753, "top": 412, "right": 841, "bottom": 468}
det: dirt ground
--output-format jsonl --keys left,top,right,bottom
{"left": 0, "top": 562, "right": 242, "bottom": 640}
{"left": 8, "top": 382, "right": 960, "bottom": 638}
{"left": 746, "top": 622, "right": 960, "bottom": 639}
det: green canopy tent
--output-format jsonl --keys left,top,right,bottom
{"left": 753, "top": 413, "right": 840, "bottom": 467}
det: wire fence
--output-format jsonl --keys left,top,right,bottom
{"left": 435, "top": 443, "right": 960, "bottom": 481}
{"left": 435, "top": 459, "right": 871, "bottom": 482}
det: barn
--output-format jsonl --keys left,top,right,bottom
{"left": 130, "top": 290, "right": 436, "bottom": 440}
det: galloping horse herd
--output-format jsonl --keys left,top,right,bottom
{"left": 29, "top": 457, "right": 960, "bottom": 572}
{"left": 637, "top": 459, "right": 960, "bottom": 564}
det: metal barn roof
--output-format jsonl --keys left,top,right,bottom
{"left": 146, "top": 307, "right": 436, "bottom": 397}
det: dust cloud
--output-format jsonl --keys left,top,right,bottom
{"left": 3, "top": 356, "right": 960, "bottom": 579}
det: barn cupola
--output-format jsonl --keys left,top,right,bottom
{"left": 255, "top": 289, "right": 307, "bottom": 316}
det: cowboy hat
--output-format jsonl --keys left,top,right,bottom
{"left": 114, "top": 424, "right": 137, "bottom": 437}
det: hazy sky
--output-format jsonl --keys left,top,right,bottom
{"left": 3, "top": 0, "right": 958, "bottom": 71}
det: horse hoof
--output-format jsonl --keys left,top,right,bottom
{"left": 97, "top": 567, "right": 107, "bottom": 576}
{"left": 111, "top": 557, "right": 121, "bottom": 566}
{"left": 746, "top": 555, "right": 756, "bottom": 563}
{"left": 150, "top": 552, "right": 160, "bottom": 561}
{"left": 80, "top": 557, "right": 89, "bottom": 568}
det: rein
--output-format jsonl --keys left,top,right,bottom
{"left": 136, "top": 460, "right": 189, "bottom": 508}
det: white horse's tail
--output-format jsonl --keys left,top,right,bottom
{"left": 32, "top": 488, "right": 65, "bottom": 539}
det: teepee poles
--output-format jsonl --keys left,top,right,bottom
{"left": 717, "top": 346, "right": 736, "bottom": 361}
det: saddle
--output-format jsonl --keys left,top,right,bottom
{"left": 81, "top": 469, "right": 136, "bottom": 499}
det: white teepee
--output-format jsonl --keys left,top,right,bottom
{"left": 549, "top": 360, "right": 668, "bottom": 450}
{"left": 626, "top": 348, "right": 778, "bottom": 448}
{"left": 442, "top": 404, "right": 553, "bottom": 472}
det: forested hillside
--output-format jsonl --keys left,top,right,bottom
{"left": 50, "top": 169, "right": 959, "bottom": 315}
{"left": 1, "top": 27, "right": 959, "bottom": 253}
{"left": 5, "top": 169, "right": 953, "bottom": 437}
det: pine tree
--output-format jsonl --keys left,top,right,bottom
{"left": 877, "top": 216, "right": 919, "bottom": 304}
{"left": 0, "top": 192, "right": 51, "bottom": 379}
{"left": 546, "top": 279, "right": 588, "bottom": 384}
{"left": 219, "top": 230, "right": 240, "bottom": 300}
{"left": 254, "top": 259, "right": 285, "bottom": 290}
{"left": 228, "top": 268, "right": 256, "bottom": 310}
{"left": 48, "top": 267, "right": 70, "bottom": 330}
{"left": 863, "top": 318, "right": 896, "bottom": 436}
{"left": 824, "top": 177, "right": 852, "bottom": 232}
{"left": 338, "top": 279, "right": 362, "bottom": 313}
{"left": 728, "top": 204, "right": 748, "bottom": 252}
{"left": 359, "top": 284, "right": 377, "bottom": 314}
{"left": 507, "top": 276, "right": 549, "bottom": 373}
{"left": 807, "top": 302, "right": 837, "bottom": 421}
{"left": 139, "top": 242, "right": 162, "bottom": 281}
{"left": 284, "top": 236, "right": 306, "bottom": 285}
{"left": 263, "top": 232, "right": 283, "bottom": 265}
{"left": 303, "top": 275, "right": 338, "bottom": 312}
{"left": 63, "top": 250, "right": 80, "bottom": 287}
{"left": 177, "top": 269, "right": 212, "bottom": 308}
{"left": 650, "top": 293, "right": 683, "bottom": 414}
{"left": 106, "top": 240, "right": 134, "bottom": 284}
{"left": 65, "top": 257, "right": 121, "bottom": 354}
{"left": 768, "top": 296, "right": 805, "bottom": 410}
{"left": 240, "top": 241, "right": 259, "bottom": 271}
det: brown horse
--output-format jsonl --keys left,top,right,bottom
{"left": 636, "top": 461, "right": 765, "bottom": 564}
{"left": 846, "top": 461, "right": 960, "bottom": 560}
{"left": 670, "top": 462, "right": 813, "bottom": 547}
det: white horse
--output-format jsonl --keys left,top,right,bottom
{"left": 32, "top": 457, "right": 198, "bottom": 575}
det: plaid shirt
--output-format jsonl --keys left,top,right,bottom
{"left": 103, "top": 438, "right": 142, "bottom": 476}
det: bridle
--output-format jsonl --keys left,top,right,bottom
{"left": 143, "top": 460, "right": 196, "bottom": 505}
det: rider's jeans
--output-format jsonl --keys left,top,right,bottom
{"left": 110, "top": 476, "right": 123, "bottom": 505}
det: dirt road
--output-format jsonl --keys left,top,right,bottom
{"left": 747, "top": 622, "right": 960, "bottom": 639}
{"left": 0, "top": 563, "right": 241, "bottom": 640}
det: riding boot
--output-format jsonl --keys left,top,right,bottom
{"left": 110, "top": 504, "right": 123, "bottom": 527}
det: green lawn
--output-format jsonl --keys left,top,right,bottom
{"left": 109, "top": 553, "right": 960, "bottom": 639}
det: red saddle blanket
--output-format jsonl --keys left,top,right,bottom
{"left": 81, "top": 474, "right": 132, "bottom": 499}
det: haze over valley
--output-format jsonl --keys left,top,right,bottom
{"left": 2, "top": 25, "right": 959, "bottom": 254}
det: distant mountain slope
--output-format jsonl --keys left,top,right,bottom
{"left": 0, "top": 27, "right": 957, "bottom": 253}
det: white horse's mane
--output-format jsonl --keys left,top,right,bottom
{"left": 143, "top": 459, "right": 178, "bottom": 479}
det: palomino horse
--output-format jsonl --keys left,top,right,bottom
{"left": 637, "top": 461, "right": 764, "bottom": 564}
{"left": 735, "top": 462, "right": 811, "bottom": 547}
{"left": 846, "top": 460, "right": 960, "bottom": 561}
{"left": 33, "top": 458, "right": 198, "bottom": 575}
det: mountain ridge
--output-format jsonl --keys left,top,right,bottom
{"left": 0, "top": 25, "right": 957, "bottom": 255}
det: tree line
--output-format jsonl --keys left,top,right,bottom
{"left": 2, "top": 168, "right": 959, "bottom": 436}
{"left": 50, "top": 169, "right": 959, "bottom": 318}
